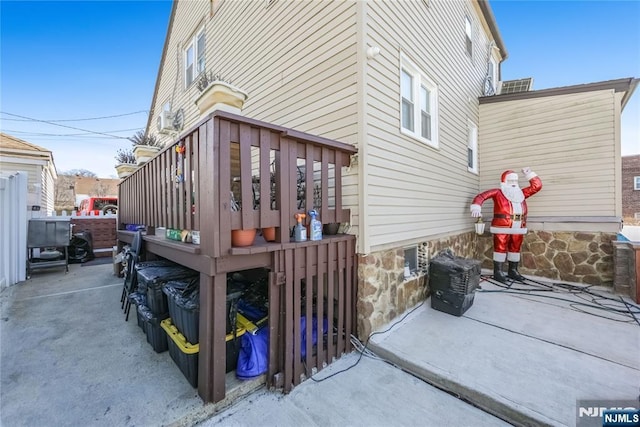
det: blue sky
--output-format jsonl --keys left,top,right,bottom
{"left": 1, "top": 0, "right": 638, "bottom": 178}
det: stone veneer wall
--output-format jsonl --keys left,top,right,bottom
{"left": 357, "top": 231, "right": 476, "bottom": 339}
{"left": 477, "top": 230, "right": 615, "bottom": 285}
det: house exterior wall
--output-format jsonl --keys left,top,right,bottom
{"left": 478, "top": 89, "right": 619, "bottom": 218}
{"left": 478, "top": 89, "right": 623, "bottom": 285}
{"left": 0, "top": 161, "right": 43, "bottom": 211}
{"left": 622, "top": 154, "right": 640, "bottom": 224}
{"left": 362, "top": 0, "right": 498, "bottom": 254}
{"left": 149, "top": 0, "right": 360, "bottom": 236}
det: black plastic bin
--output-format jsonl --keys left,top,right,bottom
{"left": 160, "top": 318, "right": 246, "bottom": 388}
{"left": 136, "top": 262, "right": 198, "bottom": 315}
{"left": 163, "top": 277, "right": 200, "bottom": 344}
{"left": 163, "top": 277, "right": 245, "bottom": 344}
{"left": 138, "top": 304, "right": 169, "bottom": 353}
{"left": 428, "top": 250, "right": 481, "bottom": 317}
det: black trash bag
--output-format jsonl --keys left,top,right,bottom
{"left": 134, "top": 260, "right": 180, "bottom": 294}
{"left": 68, "top": 231, "right": 95, "bottom": 264}
{"left": 164, "top": 277, "right": 200, "bottom": 344}
{"left": 164, "top": 276, "right": 200, "bottom": 310}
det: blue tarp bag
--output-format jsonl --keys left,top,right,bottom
{"left": 300, "top": 316, "right": 328, "bottom": 358}
{"left": 236, "top": 327, "right": 269, "bottom": 380}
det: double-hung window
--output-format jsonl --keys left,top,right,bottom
{"left": 400, "top": 56, "right": 439, "bottom": 148}
{"left": 634, "top": 176, "right": 640, "bottom": 190}
{"left": 464, "top": 16, "right": 473, "bottom": 57}
{"left": 467, "top": 120, "right": 478, "bottom": 174}
{"left": 185, "top": 28, "right": 206, "bottom": 87}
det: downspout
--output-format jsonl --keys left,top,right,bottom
{"left": 356, "top": 0, "right": 369, "bottom": 254}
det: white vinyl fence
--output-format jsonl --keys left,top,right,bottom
{"left": 0, "top": 172, "right": 28, "bottom": 288}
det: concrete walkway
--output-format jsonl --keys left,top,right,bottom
{"left": 369, "top": 278, "right": 640, "bottom": 427}
{"left": 0, "top": 263, "right": 260, "bottom": 427}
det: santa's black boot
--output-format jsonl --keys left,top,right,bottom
{"left": 493, "top": 261, "right": 507, "bottom": 283}
{"left": 508, "top": 261, "right": 525, "bottom": 281}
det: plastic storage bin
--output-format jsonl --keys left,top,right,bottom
{"left": 138, "top": 304, "right": 170, "bottom": 352}
{"left": 163, "top": 278, "right": 245, "bottom": 345}
{"left": 429, "top": 250, "right": 481, "bottom": 317}
{"left": 161, "top": 318, "right": 246, "bottom": 388}
{"left": 136, "top": 262, "right": 198, "bottom": 315}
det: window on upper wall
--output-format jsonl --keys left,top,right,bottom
{"left": 464, "top": 16, "right": 473, "bottom": 58}
{"left": 467, "top": 120, "right": 478, "bottom": 174}
{"left": 185, "top": 28, "right": 206, "bottom": 88}
{"left": 634, "top": 176, "right": 640, "bottom": 190}
{"left": 400, "top": 55, "right": 439, "bottom": 148}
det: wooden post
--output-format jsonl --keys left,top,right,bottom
{"left": 198, "top": 272, "right": 227, "bottom": 403}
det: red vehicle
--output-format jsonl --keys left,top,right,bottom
{"left": 77, "top": 197, "right": 118, "bottom": 215}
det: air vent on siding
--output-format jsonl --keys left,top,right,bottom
{"left": 498, "top": 78, "right": 534, "bottom": 94}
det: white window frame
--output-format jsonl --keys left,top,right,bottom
{"left": 464, "top": 16, "right": 473, "bottom": 58}
{"left": 400, "top": 55, "right": 439, "bottom": 149}
{"left": 467, "top": 120, "right": 478, "bottom": 174}
{"left": 184, "top": 27, "right": 206, "bottom": 88}
{"left": 634, "top": 176, "right": 640, "bottom": 190}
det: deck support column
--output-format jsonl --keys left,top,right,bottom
{"left": 198, "top": 271, "right": 227, "bottom": 403}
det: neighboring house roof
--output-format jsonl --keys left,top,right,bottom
{"left": 1, "top": 132, "right": 53, "bottom": 156}
{"left": 479, "top": 77, "right": 639, "bottom": 109}
{"left": 0, "top": 132, "right": 58, "bottom": 180}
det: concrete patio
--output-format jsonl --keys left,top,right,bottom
{"left": 1, "top": 261, "right": 638, "bottom": 426}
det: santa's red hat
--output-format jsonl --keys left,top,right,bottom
{"left": 501, "top": 170, "right": 518, "bottom": 183}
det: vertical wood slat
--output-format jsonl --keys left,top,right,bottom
{"left": 184, "top": 134, "right": 193, "bottom": 231}
{"left": 170, "top": 144, "right": 178, "bottom": 229}
{"left": 305, "top": 145, "right": 313, "bottom": 212}
{"left": 292, "top": 247, "right": 302, "bottom": 386}
{"left": 192, "top": 129, "right": 201, "bottom": 233}
{"left": 178, "top": 143, "right": 185, "bottom": 230}
{"left": 259, "top": 129, "right": 271, "bottom": 225}
{"left": 327, "top": 241, "right": 336, "bottom": 361}
{"left": 239, "top": 124, "right": 253, "bottom": 230}
{"left": 277, "top": 138, "right": 291, "bottom": 243}
{"left": 283, "top": 249, "right": 294, "bottom": 392}
{"left": 334, "top": 154, "right": 344, "bottom": 224}
{"left": 219, "top": 119, "right": 232, "bottom": 254}
{"left": 321, "top": 147, "right": 330, "bottom": 223}
{"left": 267, "top": 262, "right": 281, "bottom": 387}
{"left": 160, "top": 150, "right": 167, "bottom": 226}
{"left": 304, "top": 246, "right": 313, "bottom": 375}
{"left": 317, "top": 242, "right": 326, "bottom": 368}
{"left": 345, "top": 238, "right": 353, "bottom": 352}
{"left": 337, "top": 241, "right": 345, "bottom": 357}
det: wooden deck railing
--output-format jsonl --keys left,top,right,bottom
{"left": 118, "top": 111, "right": 356, "bottom": 257}
{"left": 117, "top": 111, "right": 358, "bottom": 403}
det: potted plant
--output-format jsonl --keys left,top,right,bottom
{"left": 230, "top": 191, "right": 256, "bottom": 247}
{"left": 129, "top": 131, "right": 163, "bottom": 165}
{"left": 195, "top": 71, "right": 248, "bottom": 115}
{"left": 114, "top": 148, "right": 138, "bottom": 178}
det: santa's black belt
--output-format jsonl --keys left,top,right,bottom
{"left": 494, "top": 214, "right": 523, "bottom": 220}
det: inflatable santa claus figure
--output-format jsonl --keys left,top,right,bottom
{"left": 470, "top": 167, "right": 542, "bottom": 283}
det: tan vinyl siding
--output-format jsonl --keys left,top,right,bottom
{"left": 150, "top": 0, "right": 359, "bottom": 230}
{"left": 479, "top": 89, "right": 618, "bottom": 217}
{"left": 151, "top": 1, "right": 358, "bottom": 143}
{"left": 363, "top": 0, "right": 493, "bottom": 251}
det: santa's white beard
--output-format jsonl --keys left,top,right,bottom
{"left": 500, "top": 183, "right": 525, "bottom": 203}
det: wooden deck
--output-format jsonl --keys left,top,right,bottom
{"left": 118, "top": 111, "right": 357, "bottom": 402}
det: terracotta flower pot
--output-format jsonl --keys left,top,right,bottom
{"left": 262, "top": 227, "right": 276, "bottom": 242}
{"left": 231, "top": 228, "right": 256, "bottom": 247}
